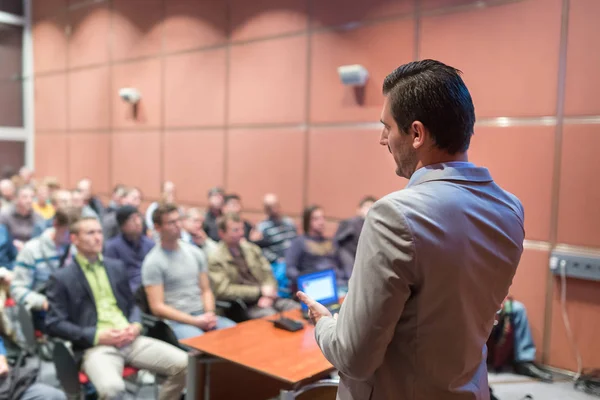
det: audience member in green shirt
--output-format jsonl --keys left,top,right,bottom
{"left": 45, "top": 216, "right": 187, "bottom": 400}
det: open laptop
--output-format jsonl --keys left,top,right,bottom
{"left": 297, "top": 269, "right": 341, "bottom": 319}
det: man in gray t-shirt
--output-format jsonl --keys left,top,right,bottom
{"left": 141, "top": 203, "right": 235, "bottom": 340}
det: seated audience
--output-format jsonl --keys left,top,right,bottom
{"left": 32, "top": 181, "right": 55, "bottom": 220}
{"left": 11, "top": 208, "right": 76, "bottom": 315}
{"left": 106, "top": 184, "right": 127, "bottom": 214}
{"left": 203, "top": 187, "right": 224, "bottom": 242}
{"left": 0, "top": 336, "right": 66, "bottom": 400}
{"left": 142, "top": 204, "right": 235, "bottom": 340}
{"left": 255, "top": 193, "right": 297, "bottom": 265}
{"left": 145, "top": 181, "right": 175, "bottom": 233}
{"left": 222, "top": 194, "right": 260, "bottom": 241}
{"left": 208, "top": 213, "right": 299, "bottom": 319}
{"left": 71, "top": 189, "right": 99, "bottom": 219}
{"left": 0, "top": 180, "right": 15, "bottom": 212}
{"left": 51, "top": 189, "right": 72, "bottom": 211}
{"left": 123, "top": 186, "right": 142, "bottom": 209}
{"left": 488, "top": 297, "right": 553, "bottom": 382}
{"left": 101, "top": 185, "right": 128, "bottom": 240}
{"left": 181, "top": 207, "right": 218, "bottom": 256}
{"left": 44, "top": 176, "right": 61, "bottom": 198}
{"left": 45, "top": 216, "right": 187, "bottom": 400}
{"left": 285, "top": 205, "right": 345, "bottom": 290}
{"left": 34, "top": 189, "right": 73, "bottom": 236}
{"left": 18, "top": 166, "right": 35, "bottom": 186}
{"left": 76, "top": 178, "right": 105, "bottom": 218}
{"left": 104, "top": 206, "right": 154, "bottom": 294}
{"left": 0, "top": 185, "right": 45, "bottom": 252}
{"left": 333, "top": 196, "right": 376, "bottom": 280}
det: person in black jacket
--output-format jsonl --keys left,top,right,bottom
{"left": 46, "top": 216, "right": 187, "bottom": 400}
{"left": 332, "top": 196, "right": 376, "bottom": 291}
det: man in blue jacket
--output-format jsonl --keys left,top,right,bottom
{"left": 46, "top": 216, "right": 187, "bottom": 400}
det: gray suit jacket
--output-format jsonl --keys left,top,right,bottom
{"left": 315, "top": 162, "right": 525, "bottom": 400}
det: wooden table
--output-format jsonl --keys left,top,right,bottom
{"left": 180, "top": 310, "right": 337, "bottom": 399}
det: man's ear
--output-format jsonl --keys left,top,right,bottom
{"left": 411, "top": 121, "right": 427, "bottom": 150}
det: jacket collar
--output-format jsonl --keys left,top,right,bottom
{"left": 406, "top": 162, "right": 492, "bottom": 188}
{"left": 72, "top": 254, "right": 117, "bottom": 303}
{"left": 216, "top": 240, "right": 252, "bottom": 263}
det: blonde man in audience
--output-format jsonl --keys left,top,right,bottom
{"left": 209, "top": 213, "right": 300, "bottom": 319}
{"left": 51, "top": 189, "right": 72, "bottom": 210}
{"left": 46, "top": 216, "right": 187, "bottom": 400}
{"left": 182, "top": 207, "right": 218, "bottom": 256}
{"left": 44, "top": 176, "right": 61, "bottom": 196}
{"left": 76, "top": 178, "right": 105, "bottom": 218}
{"left": 123, "top": 187, "right": 142, "bottom": 209}
{"left": 32, "top": 182, "right": 55, "bottom": 220}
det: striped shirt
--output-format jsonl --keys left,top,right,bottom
{"left": 256, "top": 217, "right": 298, "bottom": 263}
{"left": 11, "top": 228, "right": 69, "bottom": 309}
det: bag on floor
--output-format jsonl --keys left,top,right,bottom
{"left": 0, "top": 352, "right": 39, "bottom": 400}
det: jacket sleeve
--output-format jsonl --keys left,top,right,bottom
{"left": 45, "top": 274, "right": 96, "bottom": 349}
{"left": 208, "top": 257, "right": 261, "bottom": 302}
{"left": 111, "top": 258, "right": 141, "bottom": 325}
{"left": 103, "top": 240, "right": 118, "bottom": 260}
{"left": 0, "top": 224, "right": 17, "bottom": 269}
{"left": 255, "top": 246, "right": 278, "bottom": 289}
{"left": 11, "top": 247, "right": 47, "bottom": 309}
{"left": 124, "top": 276, "right": 141, "bottom": 325}
{"left": 315, "top": 198, "right": 417, "bottom": 381}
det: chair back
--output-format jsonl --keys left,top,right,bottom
{"left": 16, "top": 304, "right": 37, "bottom": 352}
{"left": 52, "top": 341, "right": 81, "bottom": 397}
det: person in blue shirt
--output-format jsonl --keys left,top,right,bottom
{"left": 0, "top": 336, "right": 66, "bottom": 399}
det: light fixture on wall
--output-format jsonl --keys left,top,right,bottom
{"left": 337, "top": 64, "right": 368, "bottom": 105}
{"left": 337, "top": 64, "right": 369, "bottom": 87}
{"left": 118, "top": 87, "right": 141, "bottom": 119}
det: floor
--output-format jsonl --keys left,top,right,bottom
{"left": 37, "top": 357, "right": 598, "bottom": 399}
{"left": 489, "top": 372, "right": 598, "bottom": 400}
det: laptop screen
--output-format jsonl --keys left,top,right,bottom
{"left": 297, "top": 269, "right": 338, "bottom": 311}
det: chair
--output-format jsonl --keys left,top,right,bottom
{"left": 134, "top": 286, "right": 250, "bottom": 337}
{"left": 134, "top": 286, "right": 186, "bottom": 350}
{"left": 215, "top": 298, "right": 250, "bottom": 323}
{"left": 52, "top": 340, "right": 156, "bottom": 399}
{"left": 279, "top": 378, "right": 339, "bottom": 400}
{"left": 16, "top": 302, "right": 54, "bottom": 361}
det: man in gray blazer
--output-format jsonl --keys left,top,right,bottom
{"left": 299, "top": 59, "right": 525, "bottom": 400}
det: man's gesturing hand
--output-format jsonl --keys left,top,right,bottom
{"left": 297, "top": 291, "right": 333, "bottom": 325}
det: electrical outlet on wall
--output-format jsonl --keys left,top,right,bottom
{"left": 549, "top": 250, "right": 600, "bottom": 282}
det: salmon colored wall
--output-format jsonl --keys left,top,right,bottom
{"left": 31, "top": 0, "right": 600, "bottom": 372}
